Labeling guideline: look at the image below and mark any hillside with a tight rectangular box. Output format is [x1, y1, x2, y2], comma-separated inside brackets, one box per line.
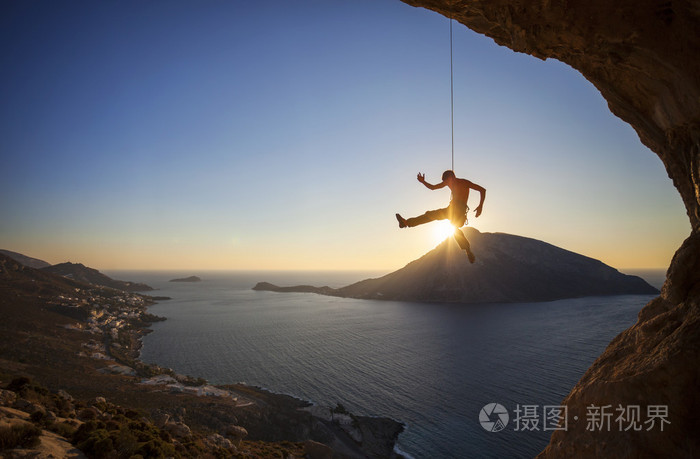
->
[0, 253, 402, 458]
[0, 249, 51, 269]
[255, 228, 658, 303]
[41, 262, 153, 292]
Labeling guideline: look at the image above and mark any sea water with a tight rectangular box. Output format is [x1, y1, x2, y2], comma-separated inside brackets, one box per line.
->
[112, 270, 662, 458]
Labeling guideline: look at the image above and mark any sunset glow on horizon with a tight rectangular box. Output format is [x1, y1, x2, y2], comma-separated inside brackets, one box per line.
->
[432, 220, 457, 247]
[0, 1, 690, 272]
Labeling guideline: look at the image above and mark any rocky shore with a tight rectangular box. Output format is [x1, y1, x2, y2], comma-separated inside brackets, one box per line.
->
[0, 254, 404, 458]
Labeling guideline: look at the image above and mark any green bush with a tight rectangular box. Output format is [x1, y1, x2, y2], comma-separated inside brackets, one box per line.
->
[93, 436, 114, 456]
[73, 416, 180, 459]
[6, 378, 50, 402]
[53, 395, 72, 414]
[51, 422, 77, 439]
[136, 439, 176, 458]
[76, 428, 111, 456]
[105, 420, 121, 431]
[72, 420, 104, 444]
[0, 423, 42, 450]
[114, 428, 138, 457]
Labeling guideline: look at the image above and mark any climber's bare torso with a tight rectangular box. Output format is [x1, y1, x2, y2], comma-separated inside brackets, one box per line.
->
[417, 173, 484, 216]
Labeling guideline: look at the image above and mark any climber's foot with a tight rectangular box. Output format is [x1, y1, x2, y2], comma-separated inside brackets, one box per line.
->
[396, 214, 407, 228]
[467, 249, 476, 264]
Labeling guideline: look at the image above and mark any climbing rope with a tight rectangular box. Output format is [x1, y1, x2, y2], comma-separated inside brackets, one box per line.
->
[450, 16, 455, 171]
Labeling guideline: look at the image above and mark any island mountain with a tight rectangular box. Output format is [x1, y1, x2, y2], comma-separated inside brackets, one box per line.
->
[41, 261, 153, 292]
[169, 276, 202, 283]
[255, 228, 657, 303]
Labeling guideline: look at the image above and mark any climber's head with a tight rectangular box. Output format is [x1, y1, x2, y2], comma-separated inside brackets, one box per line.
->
[442, 170, 456, 183]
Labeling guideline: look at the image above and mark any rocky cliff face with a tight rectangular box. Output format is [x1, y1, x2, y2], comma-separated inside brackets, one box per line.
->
[400, 1, 700, 456]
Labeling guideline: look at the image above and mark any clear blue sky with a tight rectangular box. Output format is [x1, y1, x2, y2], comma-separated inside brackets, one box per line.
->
[0, 0, 689, 270]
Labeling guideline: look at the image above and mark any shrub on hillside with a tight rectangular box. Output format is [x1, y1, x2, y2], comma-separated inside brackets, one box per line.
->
[51, 421, 77, 439]
[0, 423, 42, 450]
[74, 419, 177, 459]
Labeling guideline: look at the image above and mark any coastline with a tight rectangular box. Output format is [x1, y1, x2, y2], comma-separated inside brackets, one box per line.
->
[0, 258, 405, 458]
[133, 295, 406, 458]
[140, 278, 660, 458]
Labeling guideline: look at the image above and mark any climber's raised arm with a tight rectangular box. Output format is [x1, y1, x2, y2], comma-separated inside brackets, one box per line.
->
[417, 172, 446, 191]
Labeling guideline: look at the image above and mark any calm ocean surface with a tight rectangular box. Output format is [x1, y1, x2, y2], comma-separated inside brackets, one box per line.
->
[110, 270, 663, 458]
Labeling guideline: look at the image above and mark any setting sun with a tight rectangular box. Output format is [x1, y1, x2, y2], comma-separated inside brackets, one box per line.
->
[432, 220, 457, 245]
[1, 2, 695, 458]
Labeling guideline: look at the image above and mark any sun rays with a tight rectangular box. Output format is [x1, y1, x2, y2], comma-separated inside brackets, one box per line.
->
[432, 220, 457, 246]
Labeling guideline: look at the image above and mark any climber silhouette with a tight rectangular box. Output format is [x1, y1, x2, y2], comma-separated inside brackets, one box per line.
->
[396, 170, 486, 263]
